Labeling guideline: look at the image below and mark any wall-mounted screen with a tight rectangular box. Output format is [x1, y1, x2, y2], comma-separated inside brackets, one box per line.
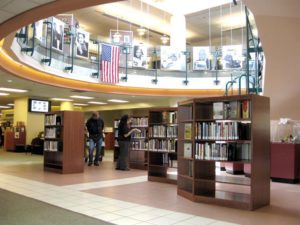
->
[28, 99, 51, 113]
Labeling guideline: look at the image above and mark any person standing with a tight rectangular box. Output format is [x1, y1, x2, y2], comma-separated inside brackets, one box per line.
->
[86, 112, 104, 166]
[116, 115, 140, 171]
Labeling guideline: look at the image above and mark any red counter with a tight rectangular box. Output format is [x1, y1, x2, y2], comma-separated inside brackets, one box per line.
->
[271, 143, 300, 183]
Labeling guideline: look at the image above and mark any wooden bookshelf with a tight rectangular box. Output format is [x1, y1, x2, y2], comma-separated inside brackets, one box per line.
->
[44, 111, 84, 174]
[148, 108, 178, 184]
[113, 119, 119, 162]
[177, 95, 270, 210]
[129, 116, 149, 170]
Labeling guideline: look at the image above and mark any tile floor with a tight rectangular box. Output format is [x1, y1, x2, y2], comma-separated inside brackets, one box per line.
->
[0, 149, 300, 225]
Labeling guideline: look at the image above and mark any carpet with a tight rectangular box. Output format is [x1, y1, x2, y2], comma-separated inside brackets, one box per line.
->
[0, 189, 112, 225]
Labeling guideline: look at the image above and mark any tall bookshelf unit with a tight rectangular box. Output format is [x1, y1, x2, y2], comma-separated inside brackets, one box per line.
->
[44, 111, 84, 174]
[130, 117, 149, 170]
[177, 95, 270, 210]
[148, 108, 178, 184]
[113, 119, 120, 162]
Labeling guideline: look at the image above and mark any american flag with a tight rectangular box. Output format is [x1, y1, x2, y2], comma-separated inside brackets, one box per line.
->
[101, 44, 120, 84]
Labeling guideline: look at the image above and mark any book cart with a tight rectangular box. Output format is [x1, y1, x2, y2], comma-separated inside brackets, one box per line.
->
[177, 95, 270, 210]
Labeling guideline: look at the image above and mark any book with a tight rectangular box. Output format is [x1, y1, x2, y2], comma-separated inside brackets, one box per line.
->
[228, 101, 240, 119]
[184, 123, 192, 140]
[242, 100, 250, 119]
[184, 143, 192, 158]
[213, 102, 224, 119]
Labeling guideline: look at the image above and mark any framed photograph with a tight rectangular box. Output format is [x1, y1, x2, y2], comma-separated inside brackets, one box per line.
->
[222, 45, 243, 69]
[160, 46, 186, 71]
[35, 19, 44, 42]
[193, 46, 211, 71]
[133, 45, 147, 68]
[76, 29, 90, 59]
[56, 14, 75, 44]
[52, 17, 64, 52]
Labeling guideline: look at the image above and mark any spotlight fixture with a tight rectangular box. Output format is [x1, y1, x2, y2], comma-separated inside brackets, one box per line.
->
[160, 34, 169, 45]
[88, 101, 107, 105]
[0, 87, 28, 93]
[108, 99, 129, 103]
[51, 98, 73, 102]
[137, 26, 147, 36]
[70, 95, 94, 100]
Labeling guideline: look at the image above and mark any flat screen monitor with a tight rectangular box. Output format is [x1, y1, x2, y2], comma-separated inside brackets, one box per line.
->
[28, 99, 51, 113]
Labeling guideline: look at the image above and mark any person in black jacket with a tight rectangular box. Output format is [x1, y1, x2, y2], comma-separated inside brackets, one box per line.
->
[116, 115, 140, 171]
[86, 112, 105, 166]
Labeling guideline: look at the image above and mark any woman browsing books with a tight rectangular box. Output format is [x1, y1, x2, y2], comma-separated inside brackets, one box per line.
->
[116, 115, 141, 171]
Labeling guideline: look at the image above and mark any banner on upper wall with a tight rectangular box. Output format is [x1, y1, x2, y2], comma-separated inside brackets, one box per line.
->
[193, 46, 211, 71]
[222, 45, 243, 69]
[110, 30, 133, 46]
[160, 46, 186, 71]
[52, 17, 65, 52]
[76, 29, 90, 59]
[133, 45, 147, 68]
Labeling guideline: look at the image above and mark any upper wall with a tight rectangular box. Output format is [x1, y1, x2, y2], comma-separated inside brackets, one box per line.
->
[244, 0, 300, 119]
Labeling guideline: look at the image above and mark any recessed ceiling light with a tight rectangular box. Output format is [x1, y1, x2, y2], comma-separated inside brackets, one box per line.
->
[108, 99, 129, 103]
[7, 103, 14, 106]
[7, 80, 13, 83]
[0, 92, 10, 96]
[0, 87, 28, 93]
[88, 101, 107, 105]
[70, 95, 94, 100]
[73, 103, 89, 106]
[51, 98, 73, 102]
[0, 106, 11, 109]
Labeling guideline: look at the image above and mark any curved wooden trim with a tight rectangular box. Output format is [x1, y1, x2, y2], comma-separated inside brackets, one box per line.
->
[0, 0, 120, 40]
[0, 39, 227, 97]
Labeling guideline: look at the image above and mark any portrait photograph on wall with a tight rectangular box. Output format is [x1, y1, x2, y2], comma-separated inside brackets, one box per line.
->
[160, 46, 186, 71]
[35, 19, 45, 44]
[76, 29, 90, 59]
[193, 46, 211, 71]
[52, 17, 64, 52]
[222, 45, 243, 69]
[133, 45, 147, 68]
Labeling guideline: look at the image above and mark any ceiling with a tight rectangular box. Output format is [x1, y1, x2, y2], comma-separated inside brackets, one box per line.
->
[0, 69, 187, 112]
[0, 0, 54, 24]
[70, 0, 245, 45]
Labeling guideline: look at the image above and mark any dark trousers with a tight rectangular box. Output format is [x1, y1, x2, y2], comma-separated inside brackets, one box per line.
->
[117, 141, 130, 170]
[88, 138, 103, 163]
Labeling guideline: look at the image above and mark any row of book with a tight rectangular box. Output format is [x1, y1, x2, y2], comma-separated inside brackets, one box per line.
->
[195, 122, 251, 140]
[213, 100, 250, 120]
[131, 117, 148, 127]
[149, 139, 177, 152]
[132, 129, 147, 139]
[44, 141, 63, 152]
[194, 143, 251, 161]
[45, 127, 61, 139]
[45, 114, 62, 126]
[149, 111, 177, 124]
[149, 125, 178, 138]
[131, 140, 148, 150]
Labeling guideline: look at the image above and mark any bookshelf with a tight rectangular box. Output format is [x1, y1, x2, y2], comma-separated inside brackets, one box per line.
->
[113, 119, 119, 162]
[130, 116, 149, 170]
[148, 108, 178, 184]
[177, 95, 270, 210]
[44, 111, 84, 174]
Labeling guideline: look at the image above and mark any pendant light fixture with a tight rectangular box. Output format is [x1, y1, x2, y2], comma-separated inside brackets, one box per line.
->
[137, 0, 147, 36]
[160, 8, 169, 45]
[112, 16, 121, 43]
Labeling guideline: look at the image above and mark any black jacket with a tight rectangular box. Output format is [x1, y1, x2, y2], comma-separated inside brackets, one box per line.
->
[86, 118, 104, 141]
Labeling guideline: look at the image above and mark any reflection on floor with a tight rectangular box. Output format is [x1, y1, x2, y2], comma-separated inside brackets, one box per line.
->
[0, 149, 300, 225]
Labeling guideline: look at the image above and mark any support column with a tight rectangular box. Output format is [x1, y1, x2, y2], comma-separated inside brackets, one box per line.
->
[13, 97, 44, 144]
[170, 14, 186, 51]
[60, 101, 74, 111]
